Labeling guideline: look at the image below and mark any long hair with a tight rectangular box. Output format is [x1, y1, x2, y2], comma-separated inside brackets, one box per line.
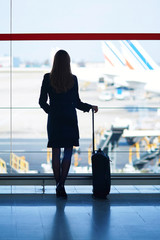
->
[50, 50, 74, 93]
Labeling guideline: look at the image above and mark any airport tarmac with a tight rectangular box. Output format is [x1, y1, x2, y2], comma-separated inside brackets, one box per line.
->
[0, 136, 158, 174]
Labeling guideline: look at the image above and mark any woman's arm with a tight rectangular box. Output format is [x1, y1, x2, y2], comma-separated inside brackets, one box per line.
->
[39, 74, 50, 114]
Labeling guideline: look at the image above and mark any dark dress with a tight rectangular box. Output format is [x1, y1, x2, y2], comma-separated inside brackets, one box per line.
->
[39, 73, 92, 148]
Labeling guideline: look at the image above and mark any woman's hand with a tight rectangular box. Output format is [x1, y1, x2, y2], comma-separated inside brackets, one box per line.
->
[92, 105, 98, 113]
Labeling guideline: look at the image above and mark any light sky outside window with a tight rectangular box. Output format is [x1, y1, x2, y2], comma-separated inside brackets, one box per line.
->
[0, 0, 160, 62]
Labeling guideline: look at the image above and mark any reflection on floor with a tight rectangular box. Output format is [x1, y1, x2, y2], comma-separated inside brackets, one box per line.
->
[0, 185, 160, 240]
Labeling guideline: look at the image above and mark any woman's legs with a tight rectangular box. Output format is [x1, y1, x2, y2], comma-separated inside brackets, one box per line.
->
[59, 147, 73, 186]
[52, 147, 73, 197]
[52, 148, 61, 185]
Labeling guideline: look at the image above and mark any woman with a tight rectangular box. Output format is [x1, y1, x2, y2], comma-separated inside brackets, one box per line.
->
[39, 50, 98, 198]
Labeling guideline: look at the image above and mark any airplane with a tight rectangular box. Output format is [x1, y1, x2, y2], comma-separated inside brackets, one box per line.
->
[71, 63, 101, 82]
[101, 41, 128, 87]
[120, 40, 159, 70]
[120, 40, 160, 94]
[102, 40, 160, 94]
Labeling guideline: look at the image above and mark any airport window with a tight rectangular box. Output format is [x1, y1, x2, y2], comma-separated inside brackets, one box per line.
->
[0, 1, 10, 33]
[0, 1, 160, 178]
[11, 0, 160, 33]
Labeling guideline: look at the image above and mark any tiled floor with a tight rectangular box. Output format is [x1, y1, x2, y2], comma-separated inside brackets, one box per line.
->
[0, 186, 160, 240]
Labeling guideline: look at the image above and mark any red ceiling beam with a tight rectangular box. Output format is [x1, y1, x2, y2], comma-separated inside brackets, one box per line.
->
[0, 33, 160, 41]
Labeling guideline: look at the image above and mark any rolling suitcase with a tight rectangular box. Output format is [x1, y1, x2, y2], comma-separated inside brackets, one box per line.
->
[91, 108, 111, 199]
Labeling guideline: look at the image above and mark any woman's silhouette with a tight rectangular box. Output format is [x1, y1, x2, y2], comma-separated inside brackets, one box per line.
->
[39, 50, 98, 198]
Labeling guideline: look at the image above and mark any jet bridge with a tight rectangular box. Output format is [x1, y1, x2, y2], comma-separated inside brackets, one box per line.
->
[98, 125, 129, 154]
[129, 136, 160, 169]
[97, 125, 129, 171]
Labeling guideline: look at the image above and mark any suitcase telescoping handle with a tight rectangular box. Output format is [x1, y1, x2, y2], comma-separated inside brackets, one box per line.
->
[92, 108, 95, 154]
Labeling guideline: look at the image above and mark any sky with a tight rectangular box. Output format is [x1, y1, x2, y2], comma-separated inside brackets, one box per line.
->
[0, 0, 160, 63]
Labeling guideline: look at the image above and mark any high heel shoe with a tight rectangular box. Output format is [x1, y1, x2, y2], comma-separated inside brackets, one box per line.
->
[56, 183, 67, 198]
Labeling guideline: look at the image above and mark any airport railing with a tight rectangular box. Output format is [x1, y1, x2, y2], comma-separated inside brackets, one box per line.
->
[0, 174, 160, 191]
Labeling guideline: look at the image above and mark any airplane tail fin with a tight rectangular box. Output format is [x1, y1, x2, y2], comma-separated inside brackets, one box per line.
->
[102, 41, 126, 68]
[120, 40, 158, 70]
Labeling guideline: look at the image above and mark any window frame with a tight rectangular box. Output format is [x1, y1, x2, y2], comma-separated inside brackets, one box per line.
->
[0, 33, 160, 183]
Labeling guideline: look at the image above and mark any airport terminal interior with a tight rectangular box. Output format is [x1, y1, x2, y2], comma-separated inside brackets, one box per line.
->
[0, 1, 160, 239]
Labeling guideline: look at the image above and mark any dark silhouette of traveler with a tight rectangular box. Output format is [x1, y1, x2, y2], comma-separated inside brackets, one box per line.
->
[39, 50, 98, 198]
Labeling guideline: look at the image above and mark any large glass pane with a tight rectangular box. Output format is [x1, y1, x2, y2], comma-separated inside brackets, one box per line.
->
[95, 108, 160, 174]
[12, 109, 47, 174]
[0, 0, 10, 33]
[93, 39, 160, 175]
[10, 108, 160, 174]
[12, 109, 47, 139]
[0, 110, 10, 174]
[0, 40, 10, 174]
[11, 40, 160, 175]
[0, 41, 10, 107]
[12, 40, 104, 107]
[11, 109, 91, 174]
[12, 0, 160, 33]
[12, 67, 43, 108]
